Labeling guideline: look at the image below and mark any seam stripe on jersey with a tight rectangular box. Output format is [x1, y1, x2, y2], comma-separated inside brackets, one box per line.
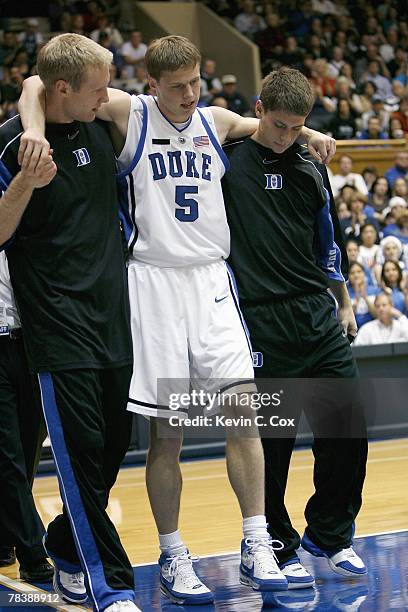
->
[128, 398, 178, 410]
[154, 97, 193, 133]
[296, 152, 344, 282]
[0, 158, 12, 187]
[0, 160, 15, 252]
[219, 378, 255, 394]
[197, 110, 230, 172]
[37, 373, 134, 611]
[116, 96, 148, 179]
[0, 130, 23, 160]
[128, 173, 138, 252]
[225, 263, 253, 360]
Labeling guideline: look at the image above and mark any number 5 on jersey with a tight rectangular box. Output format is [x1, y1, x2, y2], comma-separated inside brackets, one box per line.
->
[175, 186, 199, 222]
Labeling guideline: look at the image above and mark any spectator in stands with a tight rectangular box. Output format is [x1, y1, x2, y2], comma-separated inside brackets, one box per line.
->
[393, 51, 408, 86]
[1, 66, 24, 108]
[346, 238, 359, 264]
[391, 95, 408, 134]
[384, 80, 406, 114]
[379, 235, 404, 267]
[380, 260, 407, 314]
[386, 210, 408, 244]
[348, 262, 380, 328]
[387, 46, 407, 78]
[361, 59, 393, 99]
[211, 96, 229, 108]
[362, 166, 378, 192]
[336, 200, 350, 220]
[330, 155, 368, 198]
[327, 46, 346, 78]
[306, 83, 335, 132]
[311, 58, 336, 97]
[90, 15, 123, 49]
[358, 116, 388, 139]
[120, 31, 147, 79]
[328, 99, 357, 139]
[233, 0, 266, 40]
[392, 178, 408, 199]
[255, 12, 286, 65]
[82, 0, 105, 32]
[18, 19, 44, 70]
[361, 94, 390, 133]
[70, 13, 86, 36]
[354, 43, 384, 83]
[219, 74, 250, 116]
[200, 58, 222, 105]
[335, 77, 361, 114]
[311, 0, 337, 16]
[340, 194, 379, 244]
[354, 293, 408, 345]
[339, 63, 357, 91]
[354, 84, 376, 128]
[0, 31, 19, 81]
[281, 36, 305, 69]
[98, 31, 122, 74]
[383, 197, 408, 238]
[379, 27, 399, 65]
[368, 176, 390, 214]
[359, 222, 382, 269]
[389, 117, 405, 138]
[384, 151, 408, 189]
[306, 34, 326, 60]
[287, 0, 314, 39]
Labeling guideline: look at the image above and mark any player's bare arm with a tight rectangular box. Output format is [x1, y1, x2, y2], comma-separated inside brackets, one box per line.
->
[328, 279, 358, 339]
[18, 76, 132, 165]
[0, 156, 57, 244]
[210, 106, 336, 164]
[18, 77, 49, 170]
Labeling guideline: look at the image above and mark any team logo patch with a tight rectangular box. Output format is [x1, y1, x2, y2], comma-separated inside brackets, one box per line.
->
[253, 352, 263, 368]
[193, 135, 209, 147]
[265, 174, 282, 189]
[73, 148, 91, 167]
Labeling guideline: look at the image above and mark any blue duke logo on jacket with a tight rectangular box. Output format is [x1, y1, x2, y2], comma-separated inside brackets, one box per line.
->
[148, 150, 212, 182]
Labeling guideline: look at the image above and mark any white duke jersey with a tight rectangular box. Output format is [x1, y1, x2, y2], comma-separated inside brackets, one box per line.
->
[117, 95, 230, 267]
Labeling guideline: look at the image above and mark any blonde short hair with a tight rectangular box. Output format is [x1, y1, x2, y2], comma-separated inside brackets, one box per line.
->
[145, 35, 201, 80]
[37, 33, 112, 91]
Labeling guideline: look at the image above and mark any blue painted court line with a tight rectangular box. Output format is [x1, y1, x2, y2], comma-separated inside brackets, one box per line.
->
[0, 530, 407, 610]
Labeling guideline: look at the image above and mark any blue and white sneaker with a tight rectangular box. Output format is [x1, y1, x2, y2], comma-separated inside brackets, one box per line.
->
[301, 532, 367, 577]
[43, 535, 88, 603]
[159, 550, 214, 605]
[280, 556, 315, 589]
[240, 537, 288, 592]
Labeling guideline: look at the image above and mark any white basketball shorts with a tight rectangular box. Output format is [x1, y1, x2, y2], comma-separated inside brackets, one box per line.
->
[126, 259, 254, 419]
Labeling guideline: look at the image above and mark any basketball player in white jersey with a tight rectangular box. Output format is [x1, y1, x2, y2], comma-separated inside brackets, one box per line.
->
[19, 35, 336, 605]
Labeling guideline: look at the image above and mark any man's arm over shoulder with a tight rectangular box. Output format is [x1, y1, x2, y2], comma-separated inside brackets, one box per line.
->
[18, 77, 131, 166]
[210, 106, 258, 144]
[99, 87, 131, 138]
[0, 125, 56, 246]
[210, 107, 336, 163]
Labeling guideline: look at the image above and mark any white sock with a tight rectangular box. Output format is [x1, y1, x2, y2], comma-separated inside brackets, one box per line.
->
[243, 515, 269, 540]
[159, 530, 187, 556]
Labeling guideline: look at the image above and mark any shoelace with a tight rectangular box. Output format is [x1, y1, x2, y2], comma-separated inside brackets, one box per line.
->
[244, 538, 283, 574]
[343, 547, 357, 559]
[165, 552, 202, 588]
[68, 572, 84, 585]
